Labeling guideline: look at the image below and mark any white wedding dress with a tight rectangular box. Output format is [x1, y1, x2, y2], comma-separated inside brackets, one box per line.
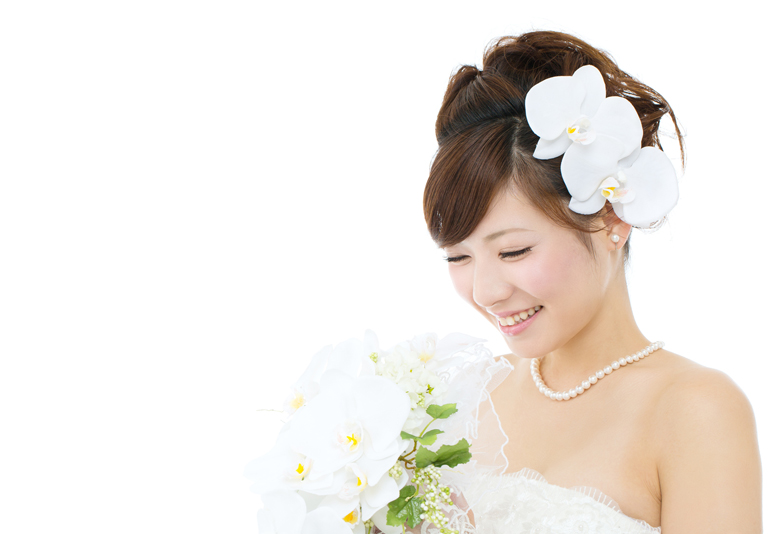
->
[462, 468, 661, 534]
[434, 349, 661, 534]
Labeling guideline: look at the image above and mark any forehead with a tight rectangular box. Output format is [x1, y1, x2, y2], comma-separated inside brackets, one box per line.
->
[470, 190, 547, 236]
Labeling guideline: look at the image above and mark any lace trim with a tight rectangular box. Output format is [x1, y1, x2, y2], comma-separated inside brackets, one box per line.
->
[500, 467, 662, 533]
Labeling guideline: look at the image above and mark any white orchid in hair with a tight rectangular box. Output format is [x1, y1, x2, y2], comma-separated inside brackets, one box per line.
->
[525, 64, 678, 227]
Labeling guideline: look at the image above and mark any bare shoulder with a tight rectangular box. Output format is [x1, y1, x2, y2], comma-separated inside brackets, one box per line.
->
[651, 352, 756, 434]
[648, 351, 762, 532]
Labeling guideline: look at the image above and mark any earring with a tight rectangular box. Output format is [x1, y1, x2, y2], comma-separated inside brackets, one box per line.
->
[611, 234, 620, 243]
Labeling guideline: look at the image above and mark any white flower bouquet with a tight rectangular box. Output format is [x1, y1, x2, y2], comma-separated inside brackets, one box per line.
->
[245, 331, 488, 534]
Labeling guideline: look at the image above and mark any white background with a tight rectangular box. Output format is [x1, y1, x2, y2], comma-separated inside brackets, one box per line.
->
[1, 1, 781, 532]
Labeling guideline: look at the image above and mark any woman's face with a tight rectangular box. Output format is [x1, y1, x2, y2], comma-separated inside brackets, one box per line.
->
[443, 189, 615, 358]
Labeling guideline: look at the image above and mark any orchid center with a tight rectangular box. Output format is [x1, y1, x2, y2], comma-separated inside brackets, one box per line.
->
[343, 510, 359, 525]
[339, 464, 368, 500]
[336, 421, 364, 453]
[599, 176, 635, 204]
[289, 455, 312, 481]
[567, 115, 596, 145]
[345, 433, 360, 450]
[288, 391, 305, 411]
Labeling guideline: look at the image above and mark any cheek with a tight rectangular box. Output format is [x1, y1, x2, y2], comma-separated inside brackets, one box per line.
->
[518, 244, 595, 301]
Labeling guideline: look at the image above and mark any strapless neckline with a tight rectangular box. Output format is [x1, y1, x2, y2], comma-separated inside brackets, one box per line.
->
[498, 467, 661, 532]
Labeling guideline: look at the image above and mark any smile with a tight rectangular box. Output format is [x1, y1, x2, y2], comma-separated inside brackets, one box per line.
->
[496, 306, 542, 335]
[496, 306, 542, 326]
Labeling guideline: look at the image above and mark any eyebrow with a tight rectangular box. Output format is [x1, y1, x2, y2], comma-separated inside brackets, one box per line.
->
[483, 228, 531, 242]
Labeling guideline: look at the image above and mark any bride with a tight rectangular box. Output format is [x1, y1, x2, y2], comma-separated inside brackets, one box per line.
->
[422, 31, 762, 532]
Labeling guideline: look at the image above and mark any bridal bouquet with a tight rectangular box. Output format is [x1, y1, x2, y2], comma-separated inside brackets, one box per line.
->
[245, 331, 487, 534]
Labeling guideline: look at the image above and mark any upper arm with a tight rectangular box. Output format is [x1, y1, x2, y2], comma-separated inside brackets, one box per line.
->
[656, 368, 762, 533]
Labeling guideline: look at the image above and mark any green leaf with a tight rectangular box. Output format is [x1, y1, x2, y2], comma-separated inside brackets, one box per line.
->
[416, 438, 472, 469]
[426, 403, 458, 420]
[418, 429, 444, 446]
[386, 485, 423, 529]
[415, 446, 438, 468]
[400, 429, 444, 446]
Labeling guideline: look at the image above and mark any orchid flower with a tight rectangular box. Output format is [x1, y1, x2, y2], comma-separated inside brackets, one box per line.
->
[286, 370, 409, 485]
[284, 332, 378, 417]
[525, 65, 679, 227]
[318, 460, 410, 522]
[567, 146, 679, 227]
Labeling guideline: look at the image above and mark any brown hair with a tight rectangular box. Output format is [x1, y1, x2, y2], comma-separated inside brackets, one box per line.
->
[423, 31, 684, 257]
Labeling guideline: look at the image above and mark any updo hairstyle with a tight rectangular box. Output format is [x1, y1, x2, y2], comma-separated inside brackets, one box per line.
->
[423, 31, 684, 258]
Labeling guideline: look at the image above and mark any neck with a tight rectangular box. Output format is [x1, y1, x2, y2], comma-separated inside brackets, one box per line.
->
[537, 267, 649, 390]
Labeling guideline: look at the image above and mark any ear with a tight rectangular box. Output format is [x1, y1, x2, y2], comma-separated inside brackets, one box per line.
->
[601, 206, 632, 251]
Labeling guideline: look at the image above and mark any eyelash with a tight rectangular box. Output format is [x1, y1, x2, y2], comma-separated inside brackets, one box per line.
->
[500, 247, 532, 259]
[445, 255, 468, 263]
[444, 247, 532, 263]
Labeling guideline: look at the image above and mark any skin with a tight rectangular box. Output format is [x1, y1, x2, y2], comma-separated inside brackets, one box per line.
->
[443, 189, 762, 532]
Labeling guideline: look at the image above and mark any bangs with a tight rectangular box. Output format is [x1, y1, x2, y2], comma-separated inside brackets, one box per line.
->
[423, 119, 518, 248]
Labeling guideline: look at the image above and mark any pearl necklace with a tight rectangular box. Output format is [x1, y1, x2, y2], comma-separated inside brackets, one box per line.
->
[530, 341, 664, 401]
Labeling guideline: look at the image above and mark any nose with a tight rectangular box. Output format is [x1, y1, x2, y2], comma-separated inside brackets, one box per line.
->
[472, 257, 513, 310]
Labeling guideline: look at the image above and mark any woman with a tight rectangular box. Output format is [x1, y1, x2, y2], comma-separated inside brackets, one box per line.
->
[423, 31, 762, 532]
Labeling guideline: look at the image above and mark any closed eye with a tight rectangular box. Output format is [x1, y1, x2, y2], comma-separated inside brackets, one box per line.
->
[444, 255, 469, 263]
[500, 247, 532, 259]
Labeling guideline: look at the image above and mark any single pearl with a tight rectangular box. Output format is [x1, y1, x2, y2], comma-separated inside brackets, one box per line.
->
[619, 358, 627, 366]
[539, 385, 546, 393]
[626, 356, 634, 364]
[589, 376, 598, 384]
[569, 389, 577, 398]
[555, 393, 563, 401]
[604, 366, 613, 375]
[633, 354, 640, 361]
[582, 380, 591, 389]
[576, 386, 584, 394]
[612, 361, 620, 370]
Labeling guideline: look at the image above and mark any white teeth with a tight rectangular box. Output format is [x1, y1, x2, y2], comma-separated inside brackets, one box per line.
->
[499, 306, 543, 327]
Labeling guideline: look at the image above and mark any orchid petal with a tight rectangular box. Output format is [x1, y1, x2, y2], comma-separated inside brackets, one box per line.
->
[590, 97, 643, 158]
[356, 439, 405, 486]
[533, 131, 572, 159]
[616, 147, 678, 227]
[561, 136, 625, 200]
[568, 189, 607, 215]
[360, 473, 402, 521]
[319, 493, 359, 519]
[295, 345, 331, 387]
[301, 508, 353, 534]
[328, 338, 365, 377]
[573, 65, 606, 117]
[525, 74, 584, 140]
[354, 376, 410, 450]
[259, 492, 307, 534]
[371, 506, 404, 534]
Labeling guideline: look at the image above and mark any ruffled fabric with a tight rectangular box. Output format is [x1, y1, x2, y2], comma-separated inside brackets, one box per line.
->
[463, 468, 661, 534]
